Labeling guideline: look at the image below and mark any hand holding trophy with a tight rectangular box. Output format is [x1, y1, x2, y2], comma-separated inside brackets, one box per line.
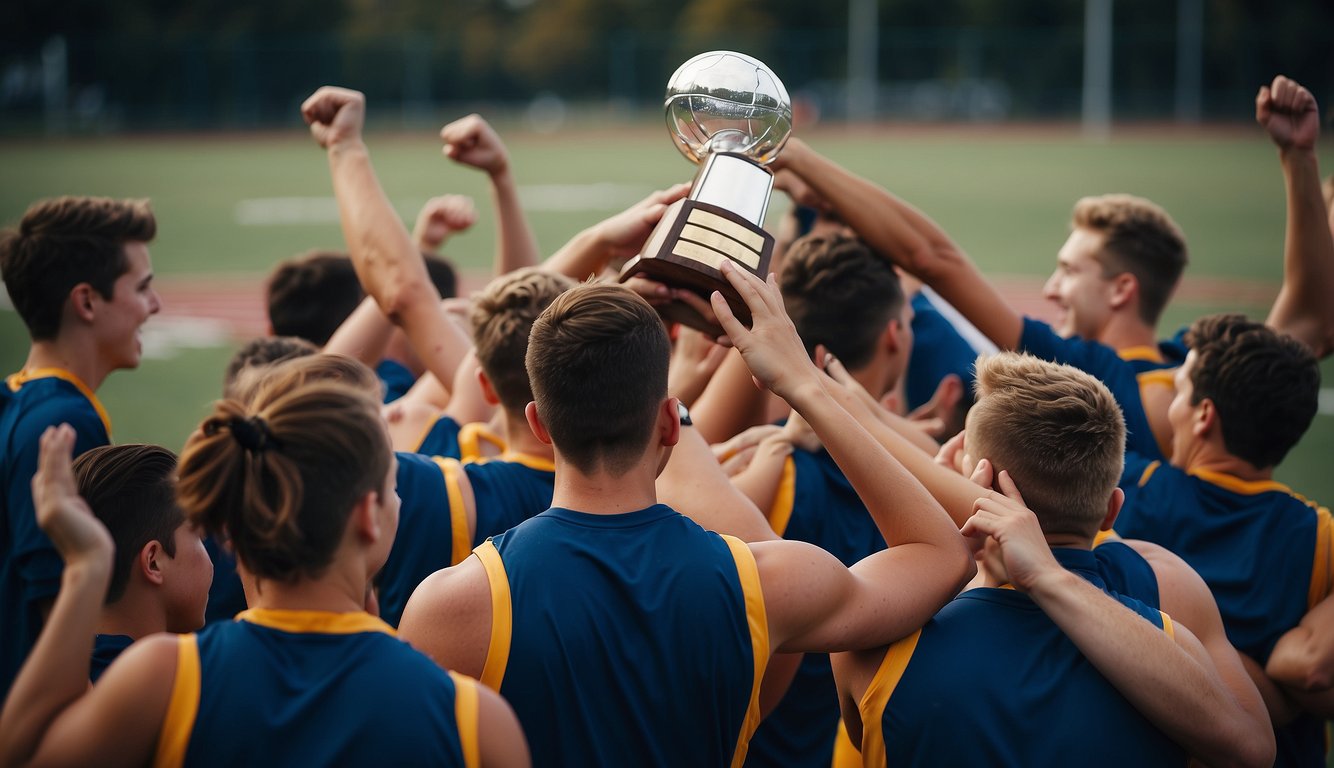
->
[619, 51, 792, 335]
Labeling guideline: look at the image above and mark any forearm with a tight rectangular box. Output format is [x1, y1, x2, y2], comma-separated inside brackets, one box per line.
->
[1029, 569, 1273, 767]
[489, 168, 541, 275]
[542, 226, 605, 280]
[1267, 147, 1334, 357]
[1266, 595, 1334, 692]
[0, 558, 110, 766]
[324, 296, 395, 366]
[691, 351, 774, 444]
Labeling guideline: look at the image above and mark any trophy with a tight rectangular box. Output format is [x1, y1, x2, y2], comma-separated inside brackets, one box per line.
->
[619, 50, 793, 334]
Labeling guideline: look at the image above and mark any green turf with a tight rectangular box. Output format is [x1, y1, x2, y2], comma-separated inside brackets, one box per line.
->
[1, 126, 1332, 503]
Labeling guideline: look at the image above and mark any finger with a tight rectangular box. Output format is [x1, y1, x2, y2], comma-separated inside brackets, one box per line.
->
[968, 457, 994, 489]
[995, 470, 1026, 505]
[716, 260, 769, 321]
[711, 288, 747, 343]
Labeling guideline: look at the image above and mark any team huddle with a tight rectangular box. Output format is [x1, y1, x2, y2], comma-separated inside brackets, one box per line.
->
[0, 74, 1330, 767]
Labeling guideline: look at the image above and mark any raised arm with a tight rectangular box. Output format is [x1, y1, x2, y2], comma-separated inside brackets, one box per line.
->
[302, 86, 473, 398]
[413, 194, 477, 255]
[778, 138, 1024, 350]
[438, 115, 540, 275]
[712, 261, 973, 653]
[967, 474, 1274, 768]
[1258, 75, 1334, 358]
[542, 184, 689, 280]
[656, 421, 779, 543]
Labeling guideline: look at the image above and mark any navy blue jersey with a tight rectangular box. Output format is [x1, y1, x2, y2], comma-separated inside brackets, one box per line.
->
[478, 505, 768, 767]
[377, 451, 554, 627]
[412, 415, 506, 462]
[904, 291, 978, 412]
[89, 633, 133, 683]
[1017, 317, 1166, 461]
[376, 359, 417, 404]
[1117, 452, 1333, 767]
[747, 449, 885, 768]
[202, 536, 246, 625]
[858, 565, 1184, 767]
[1118, 326, 1189, 375]
[156, 609, 479, 767]
[1, 369, 111, 696]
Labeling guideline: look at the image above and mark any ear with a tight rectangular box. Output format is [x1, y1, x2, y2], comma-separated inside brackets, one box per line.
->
[1098, 487, 1124, 531]
[1193, 397, 1217, 439]
[1107, 272, 1138, 311]
[524, 401, 554, 446]
[880, 318, 902, 355]
[140, 540, 167, 586]
[476, 369, 501, 406]
[349, 489, 381, 544]
[69, 283, 97, 323]
[658, 397, 681, 448]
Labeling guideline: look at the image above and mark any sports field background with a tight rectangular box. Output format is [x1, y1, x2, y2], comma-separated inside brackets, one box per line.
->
[2, 123, 1332, 506]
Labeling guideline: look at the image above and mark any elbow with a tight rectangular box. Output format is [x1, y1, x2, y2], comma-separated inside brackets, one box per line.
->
[1227, 728, 1276, 768]
[379, 279, 437, 326]
[948, 536, 977, 594]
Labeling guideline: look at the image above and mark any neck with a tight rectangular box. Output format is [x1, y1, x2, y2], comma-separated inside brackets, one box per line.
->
[501, 409, 554, 459]
[549, 455, 659, 516]
[98, 592, 168, 640]
[1174, 441, 1273, 482]
[246, 563, 368, 614]
[25, 338, 111, 391]
[1044, 533, 1094, 550]
[851, 360, 892, 400]
[1097, 314, 1158, 355]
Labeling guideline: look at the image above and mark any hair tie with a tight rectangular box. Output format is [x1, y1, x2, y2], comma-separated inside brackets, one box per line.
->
[229, 415, 275, 453]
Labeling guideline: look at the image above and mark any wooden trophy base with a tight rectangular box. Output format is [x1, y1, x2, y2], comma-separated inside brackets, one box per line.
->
[619, 198, 774, 337]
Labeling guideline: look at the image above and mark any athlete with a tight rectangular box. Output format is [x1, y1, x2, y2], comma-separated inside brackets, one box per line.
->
[0, 381, 528, 767]
[0, 196, 161, 696]
[73, 444, 212, 680]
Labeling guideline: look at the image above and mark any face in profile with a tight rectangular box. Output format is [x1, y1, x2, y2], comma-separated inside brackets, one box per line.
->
[93, 241, 162, 370]
[1043, 228, 1116, 341]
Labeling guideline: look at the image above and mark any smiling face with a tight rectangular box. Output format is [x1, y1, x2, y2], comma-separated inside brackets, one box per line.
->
[93, 241, 162, 370]
[1043, 228, 1116, 340]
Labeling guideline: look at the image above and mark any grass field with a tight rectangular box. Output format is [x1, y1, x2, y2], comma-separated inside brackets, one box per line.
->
[2, 123, 1333, 508]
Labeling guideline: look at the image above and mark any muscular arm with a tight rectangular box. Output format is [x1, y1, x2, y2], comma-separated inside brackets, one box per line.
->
[656, 423, 779, 543]
[779, 138, 1024, 350]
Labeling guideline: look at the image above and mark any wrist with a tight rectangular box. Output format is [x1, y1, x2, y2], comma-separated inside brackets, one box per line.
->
[1023, 564, 1080, 602]
[61, 552, 112, 586]
[328, 137, 369, 159]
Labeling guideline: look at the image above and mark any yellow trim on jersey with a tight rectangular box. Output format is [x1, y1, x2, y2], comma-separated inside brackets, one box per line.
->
[830, 719, 862, 768]
[858, 630, 922, 768]
[1092, 528, 1121, 546]
[721, 534, 770, 768]
[1137, 369, 1176, 388]
[1160, 611, 1175, 641]
[6, 368, 113, 438]
[411, 410, 449, 453]
[474, 541, 512, 691]
[235, 609, 396, 636]
[434, 457, 472, 565]
[458, 422, 507, 464]
[495, 451, 556, 473]
[153, 634, 200, 768]
[1118, 346, 1164, 363]
[1309, 506, 1333, 611]
[1188, 468, 1293, 496]
[1138, 460, 1162, 488]
[765, 457, 797, 537]
[450, 672, 481, 768]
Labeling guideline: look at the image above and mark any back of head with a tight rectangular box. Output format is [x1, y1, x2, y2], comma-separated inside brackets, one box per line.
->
[424, 252, 458, 299]
[266, 251, 364, 346]
[780, 233, 904, 370]
[470, 267, 575, 413]
[967, 352, 1125, 538]
[0, 196, 156, 341]
[1185, 314, 1319, 469]
[1071, 194, 1187, 328]
[176, 380, 391, 584]
[222, 336, 319, 398]
[526, 283, 670, 476]
[234, 352, 382, 406]
[73, 444, 181, 604]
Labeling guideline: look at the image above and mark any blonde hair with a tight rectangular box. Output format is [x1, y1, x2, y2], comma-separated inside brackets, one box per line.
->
[470, 267, 575, 412]
[967, 353, 1124, 537]
[177, 380, 390, 583]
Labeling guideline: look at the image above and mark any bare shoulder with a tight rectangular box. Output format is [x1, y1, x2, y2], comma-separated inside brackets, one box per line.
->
[398, 556, 493, 677]
[1122, 538, 1217, 627]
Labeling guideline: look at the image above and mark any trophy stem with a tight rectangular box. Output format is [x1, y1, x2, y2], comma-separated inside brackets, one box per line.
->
[690, 152, 775, 227]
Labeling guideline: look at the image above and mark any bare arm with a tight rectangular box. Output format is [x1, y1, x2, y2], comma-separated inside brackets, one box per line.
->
[438, 115, 540, 276]
[968, 474, 1275, 768]
[542, 184, 690, 280]
[713, 261, 974, 653]
[1258, 76, 1334, 358]
[778, 138, 1024, 350]
[657, 423, 778, 543]
[475, 680, 532, 768]
[324, 296, 396, 366]
[302, 87, 473, 399]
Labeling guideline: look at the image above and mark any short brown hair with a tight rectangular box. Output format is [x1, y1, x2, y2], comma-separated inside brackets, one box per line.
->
[74, 444, 181, 604]
[470, 268, 574, 412]
[967, 353, 1125, 537]
[1071, 194, 1187, 328]
[1185, 314, 1318, 469]
[222, 336, 319, 398]
[176, 381, 391, 584]
[266, 251, 364, 346]
[525, 283, 670, 476]
[780, 234, 904, 370]
[0, 196, 156, 340]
